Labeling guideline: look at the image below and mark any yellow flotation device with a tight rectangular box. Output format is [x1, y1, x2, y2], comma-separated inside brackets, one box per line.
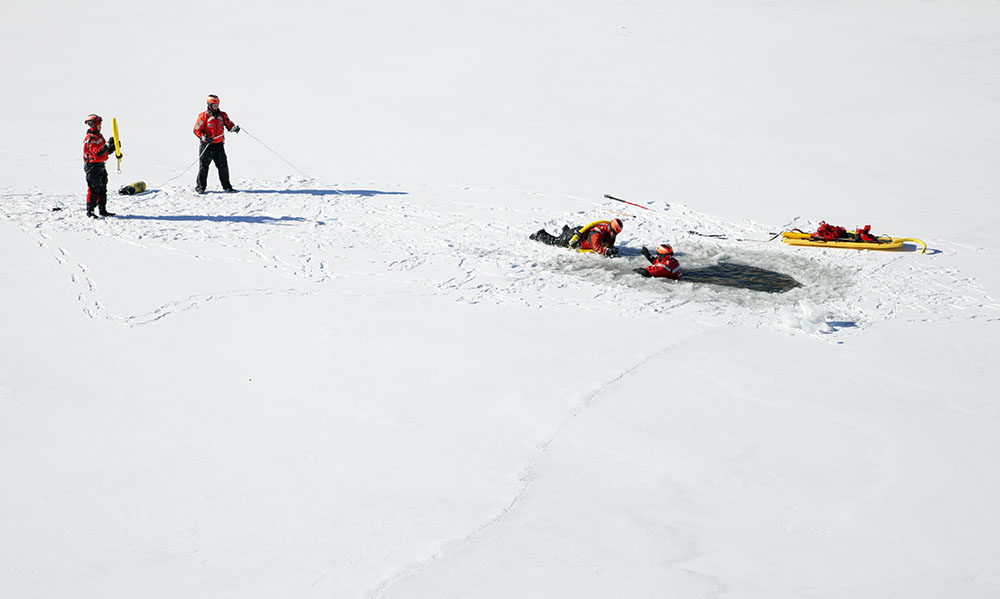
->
[118, 181, 147, 196]
[111, 118, 122, 173]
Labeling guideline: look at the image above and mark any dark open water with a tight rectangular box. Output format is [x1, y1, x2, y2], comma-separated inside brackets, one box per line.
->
[682, 262, 801, 293]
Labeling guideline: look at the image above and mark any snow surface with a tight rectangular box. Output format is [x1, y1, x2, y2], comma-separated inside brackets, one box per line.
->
[2, 1, 999, 598]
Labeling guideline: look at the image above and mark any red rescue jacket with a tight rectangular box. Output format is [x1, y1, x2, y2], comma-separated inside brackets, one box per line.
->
[193, 109, 236, 144]
[579, 222, 618, 255]
[83, 128, 111, 164]
[813, 221, 847, 240]
[643, 255, 682, 279]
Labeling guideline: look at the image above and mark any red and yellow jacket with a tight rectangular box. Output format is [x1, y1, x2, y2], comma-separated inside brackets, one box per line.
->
[83, 128, 112, 164]
[578, 222, 618, 255]
[193, 109, 236, 144]
[643, 255, 682, 280]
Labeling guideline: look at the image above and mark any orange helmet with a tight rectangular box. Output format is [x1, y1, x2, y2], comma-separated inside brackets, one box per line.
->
[85, 114, 102, 125]
[656, 244, 674, 256]
[206, 94, 220, 106]
[610, 218, 623, 233]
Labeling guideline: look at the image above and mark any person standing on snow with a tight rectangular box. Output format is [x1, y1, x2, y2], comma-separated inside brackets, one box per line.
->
[193, 94, 240, 193]
[83, 114, 118, 218]
[635, 244, 682, 279]
[530, 218, 623, 257]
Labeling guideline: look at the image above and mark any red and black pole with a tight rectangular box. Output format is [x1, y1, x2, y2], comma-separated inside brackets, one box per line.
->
[604, 194, 650, 211]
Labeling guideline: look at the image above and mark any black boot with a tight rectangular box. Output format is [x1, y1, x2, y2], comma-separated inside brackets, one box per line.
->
[98, 201, 115, 217]
[557, 227, 580, 247]
[531, 229, 563, 246]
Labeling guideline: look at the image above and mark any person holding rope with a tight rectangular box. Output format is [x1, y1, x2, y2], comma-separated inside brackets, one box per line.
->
[193, 94, 240, 194]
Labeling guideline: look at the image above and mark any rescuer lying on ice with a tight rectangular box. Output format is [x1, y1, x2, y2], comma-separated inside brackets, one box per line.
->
[529, 218, 623, 257]
[635, 244, 682, 280]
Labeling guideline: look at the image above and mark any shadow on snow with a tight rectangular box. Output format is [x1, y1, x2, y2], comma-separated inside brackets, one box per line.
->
[236, 188, 408, 197]
[115, 214, 312, 225]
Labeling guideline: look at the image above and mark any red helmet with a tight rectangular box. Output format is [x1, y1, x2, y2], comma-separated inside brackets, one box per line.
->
[206, 94, 220, 106]
[85, 114, 102, 125]
[610, 218, 623, 233]
[656, 244, 673, 256]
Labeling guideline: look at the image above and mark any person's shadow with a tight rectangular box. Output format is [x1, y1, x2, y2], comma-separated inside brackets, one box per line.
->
[236, 188, 408, 197]
[115, 214, 310, 224]
[114, 187, 410, 222]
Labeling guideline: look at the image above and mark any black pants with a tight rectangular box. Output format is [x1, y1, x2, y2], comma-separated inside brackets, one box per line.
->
[531, 225, 578, 247]
[84, 162, 108, 213]
[196, 142, 232, 191]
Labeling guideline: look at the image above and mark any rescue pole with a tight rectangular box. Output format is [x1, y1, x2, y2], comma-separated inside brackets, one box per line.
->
[604, 194, 650, 211]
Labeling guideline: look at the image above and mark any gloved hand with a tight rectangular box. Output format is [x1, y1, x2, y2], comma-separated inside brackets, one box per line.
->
[634, 267, 652, 277]
[107, 137, 116, 148]
[231, 125, 240, 133]
[202, 135, 213, 143]
[605, 246, 619, 257]
[641, 246, 652, 260]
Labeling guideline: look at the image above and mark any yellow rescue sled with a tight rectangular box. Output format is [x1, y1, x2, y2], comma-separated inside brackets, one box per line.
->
[782, 231, 926, 254]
